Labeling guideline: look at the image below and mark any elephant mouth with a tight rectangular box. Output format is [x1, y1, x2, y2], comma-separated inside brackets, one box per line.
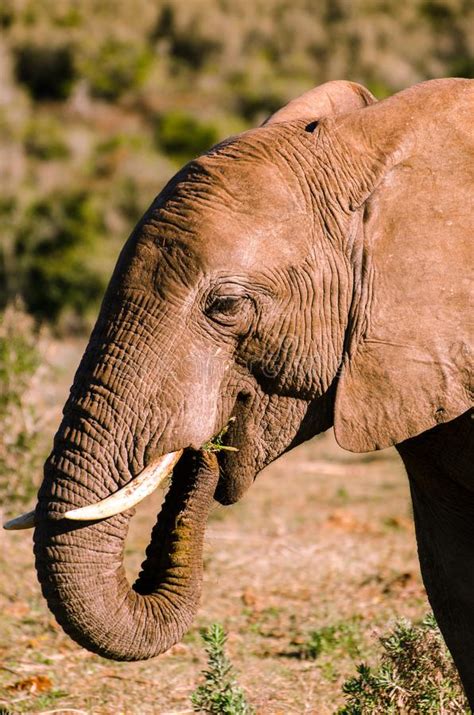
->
[62, 443, 248, 519]
[213, 403, 257, 505]
[62, 445, 246, 518]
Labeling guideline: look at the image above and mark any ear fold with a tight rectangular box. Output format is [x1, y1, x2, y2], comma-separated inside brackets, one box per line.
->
[263, 80, 377, 125]
[332, 79, 473, 452]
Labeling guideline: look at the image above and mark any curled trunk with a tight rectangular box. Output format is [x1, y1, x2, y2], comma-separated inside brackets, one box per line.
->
[34, 450, 218, 660]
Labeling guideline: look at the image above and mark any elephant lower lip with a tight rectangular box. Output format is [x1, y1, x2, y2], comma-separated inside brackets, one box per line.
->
[213, 448, 254, 505]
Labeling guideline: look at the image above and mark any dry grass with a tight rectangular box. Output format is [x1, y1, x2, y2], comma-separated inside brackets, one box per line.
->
[0, 339, 434, 714]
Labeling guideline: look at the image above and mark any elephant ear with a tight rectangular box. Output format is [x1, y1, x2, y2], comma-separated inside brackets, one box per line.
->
[263, 80, 376, 125]
[333, 78, 474, 452]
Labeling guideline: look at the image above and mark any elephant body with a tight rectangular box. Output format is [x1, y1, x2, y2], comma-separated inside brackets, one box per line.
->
[15, 78, 474, 700]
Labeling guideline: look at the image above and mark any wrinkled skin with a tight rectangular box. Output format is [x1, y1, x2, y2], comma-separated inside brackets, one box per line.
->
[33, 79, 473, 700]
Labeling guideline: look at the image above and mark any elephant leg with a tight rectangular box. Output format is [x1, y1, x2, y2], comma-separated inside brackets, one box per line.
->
[397, 412, 474, 705]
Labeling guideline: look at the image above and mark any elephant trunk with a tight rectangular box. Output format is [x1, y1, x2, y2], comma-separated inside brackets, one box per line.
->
[34, 440, 218, 660]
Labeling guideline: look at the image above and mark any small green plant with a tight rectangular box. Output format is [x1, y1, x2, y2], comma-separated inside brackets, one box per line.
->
[293, 619, 362, 661]
[191, 623, 254, 714]
[202, 419, 238, 453]
[338, 614, 469, 714]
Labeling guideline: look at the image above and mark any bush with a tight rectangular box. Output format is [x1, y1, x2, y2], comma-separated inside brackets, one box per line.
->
[93, 134, 145, 178]
[449, 56, 474, 78]
[233, 85, 287, 123]
[0, 0, 14, 29]
[115, 176, 147, 225]
[191, 623, 254, 714]
[420, 1, 455, 25]
[13, 44, 76, 100]
[151, 4, 221, 69]
[23, 117, 70, 160]
[0, 304, 47, 508]
[154, 111, 219, 163]
[0, 191, 106, 325]
[338, 614, 469, 714]
[80, 39, 153, 101]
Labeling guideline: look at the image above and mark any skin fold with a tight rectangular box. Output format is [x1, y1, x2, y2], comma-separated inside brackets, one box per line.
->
[30, 78, 473, 700]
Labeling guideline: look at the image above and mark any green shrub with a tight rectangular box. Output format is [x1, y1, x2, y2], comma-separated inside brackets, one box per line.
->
[449, 56, 474, 79]
[420, 0, 455, 25]
[23, 117, 70, 160]
[1, 191, 106, 325]
[115, 177, 147, 225]
[338, 614, 469, 714]
[13, 44, 76, 100]
[0, 197, 23, 305]
[152, 4, 221, 69]
[191, 623, 254, 714]
[0, 303, 47, 507]
[233, 85, 286, 123]
[0, 0, 14, 29]
[93, 134, 145, 178]
[154, 110, 219, 163]
[53, 6, 82, 28]
[80, 39, 153, 101]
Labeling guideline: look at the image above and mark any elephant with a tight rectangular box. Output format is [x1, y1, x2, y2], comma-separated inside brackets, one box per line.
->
[5, 78, 473, 702]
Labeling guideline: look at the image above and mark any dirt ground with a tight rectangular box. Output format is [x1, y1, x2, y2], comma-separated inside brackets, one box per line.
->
[0, 340, 429, 714]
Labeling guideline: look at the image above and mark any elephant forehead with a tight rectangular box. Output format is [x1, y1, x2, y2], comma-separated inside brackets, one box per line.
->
[154, 156, 312, 271]
[192, 208, 311, 271]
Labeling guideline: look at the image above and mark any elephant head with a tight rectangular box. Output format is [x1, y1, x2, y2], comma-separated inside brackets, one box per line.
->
[10, 79, 472, 660]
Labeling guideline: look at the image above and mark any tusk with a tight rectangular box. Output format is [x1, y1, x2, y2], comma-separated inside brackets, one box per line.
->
[3, 451, 184, 528]
[64, 450, 183, 521]
[4, 510, 36, 531]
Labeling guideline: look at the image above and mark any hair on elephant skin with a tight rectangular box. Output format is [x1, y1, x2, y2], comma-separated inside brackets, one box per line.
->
[10, 78, 473, 701]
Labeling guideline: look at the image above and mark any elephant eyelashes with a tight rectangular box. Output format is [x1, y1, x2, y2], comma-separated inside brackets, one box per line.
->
[204, 293, 252, 328]
[207, 295, 241, 315]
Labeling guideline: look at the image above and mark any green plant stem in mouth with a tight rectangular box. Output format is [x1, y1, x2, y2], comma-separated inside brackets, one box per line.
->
[202, 418, 239, 453]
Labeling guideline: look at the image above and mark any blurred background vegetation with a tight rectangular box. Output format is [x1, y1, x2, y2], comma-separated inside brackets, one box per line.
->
[0, 0, 473, 331]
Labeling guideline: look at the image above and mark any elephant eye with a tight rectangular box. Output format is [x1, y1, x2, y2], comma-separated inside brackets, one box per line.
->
[205, 293, 250, 326]
[206, 295, 242, 316]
